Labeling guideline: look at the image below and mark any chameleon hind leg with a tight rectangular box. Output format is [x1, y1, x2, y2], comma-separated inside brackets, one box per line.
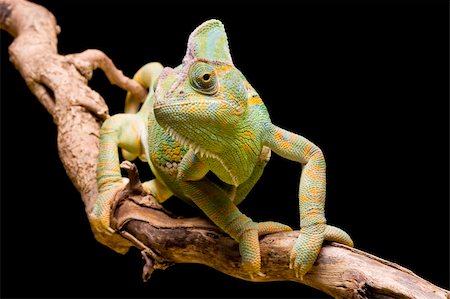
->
[89, 113, 146, 254]
[90, 62, 165, 253]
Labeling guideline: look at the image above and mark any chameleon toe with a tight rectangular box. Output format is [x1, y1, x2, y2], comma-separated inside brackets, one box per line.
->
[290, 229, 325, 278]
[257, 221, 292, 236]
[239, 229, 262, 276]
[324, 225, 354, 247]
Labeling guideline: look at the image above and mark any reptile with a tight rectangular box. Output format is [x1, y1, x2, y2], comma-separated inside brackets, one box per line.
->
[89, 19, 353, 279]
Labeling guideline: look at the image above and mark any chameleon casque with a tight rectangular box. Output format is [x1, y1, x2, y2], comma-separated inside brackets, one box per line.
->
[89, 19, 353, 279]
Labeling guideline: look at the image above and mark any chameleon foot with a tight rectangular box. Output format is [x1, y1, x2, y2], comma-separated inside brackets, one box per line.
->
[239, 228, 263, 278]
[239, 221, 292, 278]
[289, 224, 354, 279]
[89, 167, 134, 254]
[289, 223, 326, 279]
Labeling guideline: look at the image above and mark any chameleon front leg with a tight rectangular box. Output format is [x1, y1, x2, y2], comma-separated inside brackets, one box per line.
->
[180, 179, 275, 277]
[177, 150, 290, 277]
[265, 124, 353, 278]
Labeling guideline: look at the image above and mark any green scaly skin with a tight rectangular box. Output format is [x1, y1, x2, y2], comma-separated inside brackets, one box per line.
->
[89, 19, 353, 279]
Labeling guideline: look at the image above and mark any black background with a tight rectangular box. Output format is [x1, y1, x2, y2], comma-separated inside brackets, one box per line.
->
[1, 1, 448, 298]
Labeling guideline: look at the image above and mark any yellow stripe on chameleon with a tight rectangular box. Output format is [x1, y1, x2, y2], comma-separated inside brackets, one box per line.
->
[233, 109, 241, 116]
[303, 144, 312, 158]
[97, 161, 114, 168]
[173, 146, 180, 155]
[304, 209, 319, 219]
[248, 96, 263, 105]
[219, 101, 228, 112]
[162, 143, 170, 153]
[274, 131, 283, 141]
[311, 165, 324, 173]
[309, 188, 324, 194]
[243, 143, 253, 153]
[310, 195, 321, 202]
[189, 106, 198, 113]
[305, 168, 323, 179]
[281, 140, 291, 149]
[307, 235, 319, 251]
[215, 64, 232, 73]
[239, 130, 255, 140]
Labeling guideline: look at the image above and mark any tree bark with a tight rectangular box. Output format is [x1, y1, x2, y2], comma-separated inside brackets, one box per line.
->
[1, 0, 448, 298]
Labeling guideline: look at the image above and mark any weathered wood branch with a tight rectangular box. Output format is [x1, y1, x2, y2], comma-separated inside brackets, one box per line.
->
[1, 0, 448, 298]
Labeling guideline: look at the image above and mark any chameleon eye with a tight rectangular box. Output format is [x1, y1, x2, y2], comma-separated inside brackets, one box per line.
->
[189, 62, 218, 95]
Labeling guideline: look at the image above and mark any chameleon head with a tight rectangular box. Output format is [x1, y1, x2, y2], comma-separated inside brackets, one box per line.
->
[154, 19, 251, 156]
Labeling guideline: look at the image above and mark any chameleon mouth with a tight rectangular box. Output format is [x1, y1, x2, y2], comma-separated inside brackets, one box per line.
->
[165, 126, 214, 158]
[154, 99, 242, 114]
[165, 126, 239, 186]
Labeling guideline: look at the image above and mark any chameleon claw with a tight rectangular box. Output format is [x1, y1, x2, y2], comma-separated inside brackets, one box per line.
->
[291, 258, 307, 280]
[294, 265, 304, 280]
[289, 252, 306, 279]
[289, 252, 296, 270]
[247, 271, 266, 280]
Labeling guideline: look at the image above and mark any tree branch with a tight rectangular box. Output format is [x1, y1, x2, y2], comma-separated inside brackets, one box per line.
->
[1, 0, 448, 298]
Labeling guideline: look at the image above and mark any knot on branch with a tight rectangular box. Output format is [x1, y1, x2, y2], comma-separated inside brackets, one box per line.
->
[111, 161, 176, 280]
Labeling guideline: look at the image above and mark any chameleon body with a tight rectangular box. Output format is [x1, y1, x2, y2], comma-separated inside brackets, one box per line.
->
[89, 19, 353, 278]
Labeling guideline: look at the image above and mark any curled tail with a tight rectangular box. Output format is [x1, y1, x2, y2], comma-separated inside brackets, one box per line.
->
[122, 62, 164, 161]
[125, 62, 164, 113]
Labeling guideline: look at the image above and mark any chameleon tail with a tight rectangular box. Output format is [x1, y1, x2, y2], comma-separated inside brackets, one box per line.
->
[125, 62, 163, 113]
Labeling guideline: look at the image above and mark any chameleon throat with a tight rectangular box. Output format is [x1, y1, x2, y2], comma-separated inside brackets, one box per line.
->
[165, 126, 239, 186]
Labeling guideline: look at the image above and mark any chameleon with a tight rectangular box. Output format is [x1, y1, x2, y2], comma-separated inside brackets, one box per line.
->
[89, 19, 353, 279]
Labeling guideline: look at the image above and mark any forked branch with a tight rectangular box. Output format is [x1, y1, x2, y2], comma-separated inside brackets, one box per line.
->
[1, 0, 448, 298]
